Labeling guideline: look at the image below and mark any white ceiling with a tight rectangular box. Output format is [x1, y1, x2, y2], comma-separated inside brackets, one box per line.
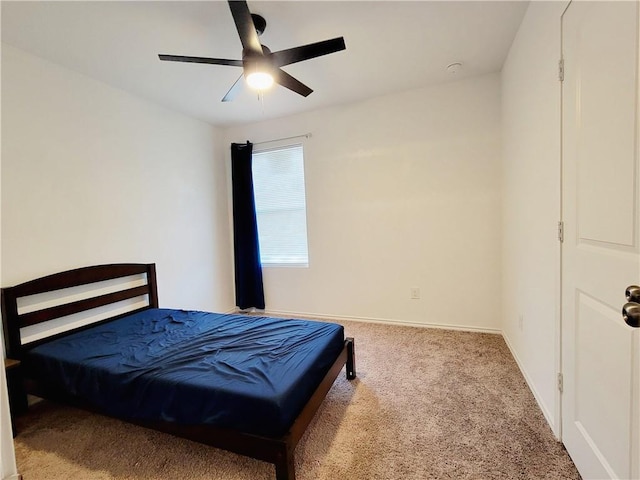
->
[1, 1, 529, 128]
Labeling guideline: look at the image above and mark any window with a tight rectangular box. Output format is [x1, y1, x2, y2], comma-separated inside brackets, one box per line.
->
[252, 143, 309, 266]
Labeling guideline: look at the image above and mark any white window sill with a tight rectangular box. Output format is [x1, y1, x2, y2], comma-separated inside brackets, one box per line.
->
[262, 263, 309, 268]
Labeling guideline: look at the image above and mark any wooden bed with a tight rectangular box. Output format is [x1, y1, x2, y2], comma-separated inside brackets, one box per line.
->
[1, 263, 356, 480]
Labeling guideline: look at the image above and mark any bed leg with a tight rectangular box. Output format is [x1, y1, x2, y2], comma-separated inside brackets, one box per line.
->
[275, 448, 296, 480]
[346, 337, 356, 379]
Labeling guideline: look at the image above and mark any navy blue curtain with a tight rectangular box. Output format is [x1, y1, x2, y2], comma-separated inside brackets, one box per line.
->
[231, 142, 265, 310]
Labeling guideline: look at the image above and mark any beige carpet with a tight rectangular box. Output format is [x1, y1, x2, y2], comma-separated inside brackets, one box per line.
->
[13, 320, 580, 479]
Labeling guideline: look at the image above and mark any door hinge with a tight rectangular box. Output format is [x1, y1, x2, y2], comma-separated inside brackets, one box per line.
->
[557, 373, 564, 393]
[558, 221, 564, 243]
[559, 58, 564, 82]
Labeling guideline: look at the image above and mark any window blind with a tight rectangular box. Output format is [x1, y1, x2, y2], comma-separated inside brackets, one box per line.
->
[252, 143, 309, 266]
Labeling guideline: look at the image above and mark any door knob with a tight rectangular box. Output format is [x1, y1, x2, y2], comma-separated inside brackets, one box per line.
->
[623, 302, 640, 328]
[626, 285, 640, 303]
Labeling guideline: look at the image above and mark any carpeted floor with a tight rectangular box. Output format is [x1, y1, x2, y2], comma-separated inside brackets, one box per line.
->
[13, 320, 581, 479]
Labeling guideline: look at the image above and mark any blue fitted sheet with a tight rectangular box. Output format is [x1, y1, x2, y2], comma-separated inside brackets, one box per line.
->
[24, 309, 345, 437]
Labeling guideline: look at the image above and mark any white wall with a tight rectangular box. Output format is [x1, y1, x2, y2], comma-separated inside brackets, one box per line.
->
[1, 44, 234, 312]
[0, 42, 19, 480]
[225, 74, 502, 332]
[501, 1, 568, 435]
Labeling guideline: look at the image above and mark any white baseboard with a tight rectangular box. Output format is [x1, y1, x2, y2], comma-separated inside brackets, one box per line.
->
[4, 474, 22, 480]
[237, 307, 502, 335]
[502, 331, 559, 439]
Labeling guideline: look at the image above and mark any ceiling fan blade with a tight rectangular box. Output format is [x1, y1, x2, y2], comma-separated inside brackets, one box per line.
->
[159, 54, 242, 67]
[273, 69, 313, 97]
[222, 74, 245, 102]
[228, 1, 263, 56]
[270, 37, 346, 67]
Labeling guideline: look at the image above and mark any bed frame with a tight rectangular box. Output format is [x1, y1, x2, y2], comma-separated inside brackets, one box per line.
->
[1, 263, 356, 480]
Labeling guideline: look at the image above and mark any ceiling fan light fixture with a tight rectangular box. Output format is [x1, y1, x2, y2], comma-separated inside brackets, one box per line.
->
[246, 70, 274, 90]
[158, 1, 346, 101]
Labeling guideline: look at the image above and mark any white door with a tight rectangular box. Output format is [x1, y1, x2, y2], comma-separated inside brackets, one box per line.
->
[561, 1, 640, 479]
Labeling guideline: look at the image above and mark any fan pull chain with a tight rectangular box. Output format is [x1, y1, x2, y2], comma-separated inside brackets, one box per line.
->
[259, 90, 265, 114]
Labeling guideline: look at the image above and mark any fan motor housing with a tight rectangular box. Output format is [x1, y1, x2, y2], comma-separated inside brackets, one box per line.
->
[251, 14, 266, 36]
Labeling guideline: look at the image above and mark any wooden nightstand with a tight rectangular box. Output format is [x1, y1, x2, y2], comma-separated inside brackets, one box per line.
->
[4, 358, 27, 437]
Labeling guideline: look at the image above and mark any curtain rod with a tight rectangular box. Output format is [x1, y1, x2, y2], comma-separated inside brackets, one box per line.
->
[253, 133, 312, 146]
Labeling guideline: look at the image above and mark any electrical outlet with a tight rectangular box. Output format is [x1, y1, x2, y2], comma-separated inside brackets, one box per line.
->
[410, 287, 420, 300]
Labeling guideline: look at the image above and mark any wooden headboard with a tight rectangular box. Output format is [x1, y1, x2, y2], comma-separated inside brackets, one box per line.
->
[1, 263, 158, 359]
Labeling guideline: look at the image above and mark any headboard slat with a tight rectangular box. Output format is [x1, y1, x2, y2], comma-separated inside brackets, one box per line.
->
[19, 285, 151, 328]
[7, 264, 152, 298]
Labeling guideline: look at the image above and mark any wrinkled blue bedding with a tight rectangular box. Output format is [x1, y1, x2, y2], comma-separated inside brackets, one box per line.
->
[24, 309, 345, 437]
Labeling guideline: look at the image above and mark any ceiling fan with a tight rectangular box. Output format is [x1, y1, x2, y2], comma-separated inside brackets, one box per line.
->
[158, 0, 346, 102]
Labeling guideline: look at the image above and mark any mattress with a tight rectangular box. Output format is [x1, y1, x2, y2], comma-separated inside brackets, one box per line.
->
[24, 308, 345, 437]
